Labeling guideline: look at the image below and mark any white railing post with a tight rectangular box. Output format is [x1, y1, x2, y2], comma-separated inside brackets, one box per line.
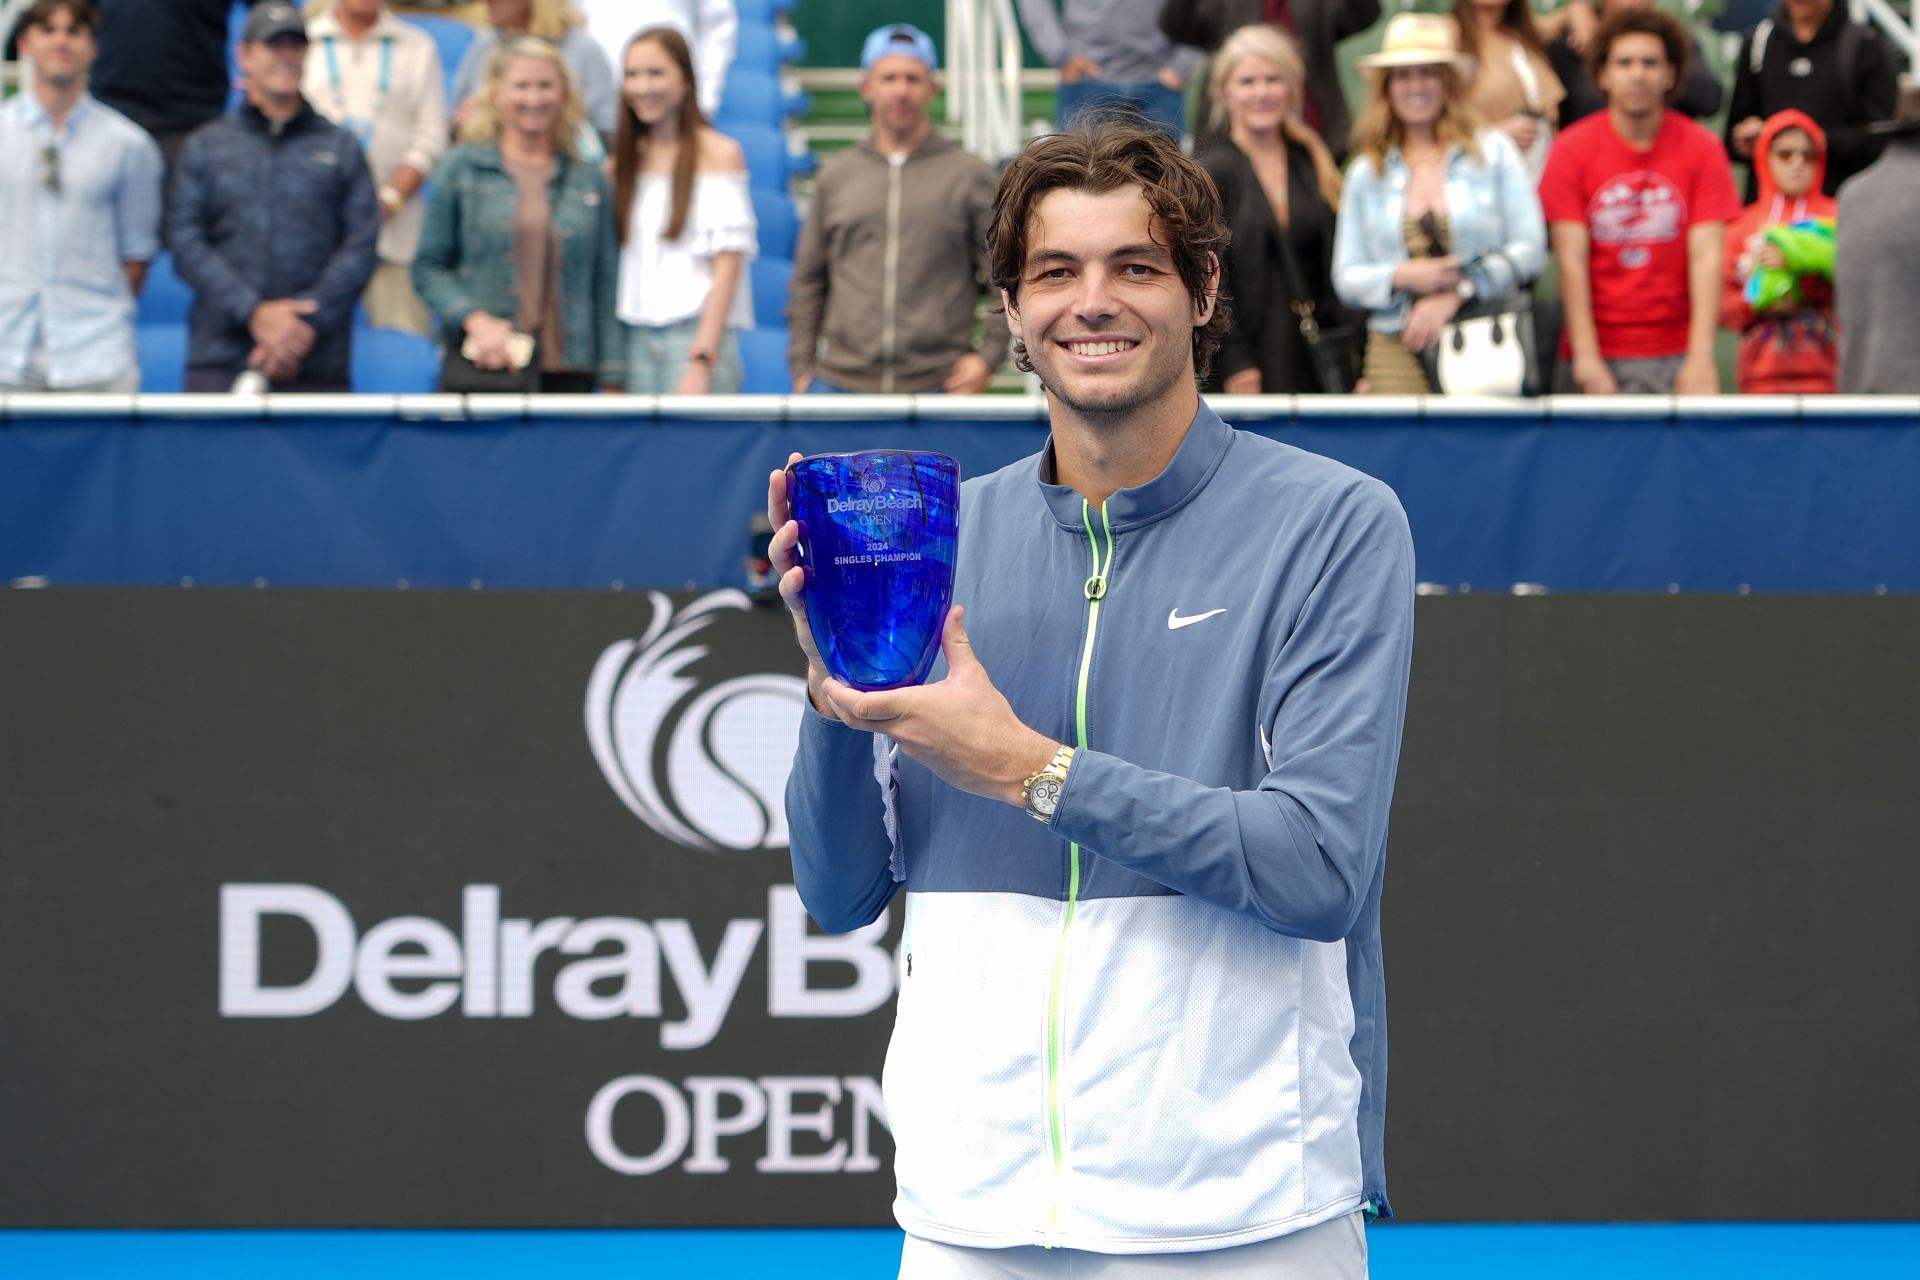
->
[1855, 0, 1919, 75]
[945, 0, 1027, 163]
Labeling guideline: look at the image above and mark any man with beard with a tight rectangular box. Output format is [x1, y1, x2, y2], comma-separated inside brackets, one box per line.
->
[768, 118, 1414, 1277]
[786, 24, 1008, 394]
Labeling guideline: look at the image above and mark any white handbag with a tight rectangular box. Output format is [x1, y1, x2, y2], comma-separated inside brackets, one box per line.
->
[1432, 294, 1538, 398]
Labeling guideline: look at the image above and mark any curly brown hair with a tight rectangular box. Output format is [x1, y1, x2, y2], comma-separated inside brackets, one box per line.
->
[1588, 7, 1691, 100]
[988, 115, 1231, 381]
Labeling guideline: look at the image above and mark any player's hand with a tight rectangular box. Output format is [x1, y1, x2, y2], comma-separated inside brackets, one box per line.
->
[820, 606, 1058, 808]
[767, 452, 834, 714]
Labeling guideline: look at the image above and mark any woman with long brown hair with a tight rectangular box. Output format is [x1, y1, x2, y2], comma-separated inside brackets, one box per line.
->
[613, 25, 756, 394]
[1332, 14, 1544, 394]
[1451, 0, 1566, 179]
[1198, 24, 1351, 394]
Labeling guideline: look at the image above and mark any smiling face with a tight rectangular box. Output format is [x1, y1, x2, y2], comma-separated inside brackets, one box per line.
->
[1004, 186, 1215, 422]
[1221, 53, 1293, 137]
[1386, 63, 1446, 131]
[495, 52, 565, 140]
[1597, 31, 1675, 121]
[239, 34, 308, 108]
[19, 3, 96, 88]
[624, 36, 689, 126]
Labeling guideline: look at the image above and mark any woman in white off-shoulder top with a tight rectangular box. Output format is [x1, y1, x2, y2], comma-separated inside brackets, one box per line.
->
[614, 25, 756, 394]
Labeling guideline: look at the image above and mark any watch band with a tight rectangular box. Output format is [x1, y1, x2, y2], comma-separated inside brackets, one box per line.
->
[1022, 745, 1076, 822]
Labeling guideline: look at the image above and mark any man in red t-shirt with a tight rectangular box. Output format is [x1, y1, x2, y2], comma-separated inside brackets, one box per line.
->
[1541, 7, 1741, 394]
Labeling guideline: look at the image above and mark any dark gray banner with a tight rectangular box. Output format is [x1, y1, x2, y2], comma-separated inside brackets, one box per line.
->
[1, 591, 1914, 1224]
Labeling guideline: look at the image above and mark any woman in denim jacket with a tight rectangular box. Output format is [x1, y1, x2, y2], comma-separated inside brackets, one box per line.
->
[1332, 14, 1544, 394]
[414, 37, 624, 391]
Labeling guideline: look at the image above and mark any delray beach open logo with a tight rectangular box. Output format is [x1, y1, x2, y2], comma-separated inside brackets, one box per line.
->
[586, 590, 808, 851]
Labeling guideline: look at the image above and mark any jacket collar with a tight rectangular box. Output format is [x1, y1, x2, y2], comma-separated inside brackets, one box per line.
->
[16, 88, 97, 133]
[239, 97, 319, 137]
[308, 7, 405, 42]
[1036, 400, 1234, 532]
[854, 129, 957, 164]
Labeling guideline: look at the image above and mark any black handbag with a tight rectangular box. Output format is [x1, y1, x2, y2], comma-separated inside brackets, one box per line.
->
[1274, 222, 1363, 394]
[438, 333, 543, 393]
[1416, 251, 1541, 397]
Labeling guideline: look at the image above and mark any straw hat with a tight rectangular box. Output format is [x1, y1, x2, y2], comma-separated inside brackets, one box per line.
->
[1355, 13, 1472, 72]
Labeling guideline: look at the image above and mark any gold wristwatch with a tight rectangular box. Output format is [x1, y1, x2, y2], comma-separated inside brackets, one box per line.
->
[1022, 745, 1075, 823]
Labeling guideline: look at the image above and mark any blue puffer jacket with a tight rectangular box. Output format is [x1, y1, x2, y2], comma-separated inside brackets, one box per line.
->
[412, 142, 625, 389]
[169, 100, 379, 383]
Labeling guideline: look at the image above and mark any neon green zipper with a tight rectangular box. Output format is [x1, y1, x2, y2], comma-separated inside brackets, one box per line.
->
[1043, 499, 1113, 1239]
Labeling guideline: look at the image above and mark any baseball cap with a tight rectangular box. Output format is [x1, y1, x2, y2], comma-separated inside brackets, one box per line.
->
[244, 1, 307, 44]
[861, 24, 937, 73]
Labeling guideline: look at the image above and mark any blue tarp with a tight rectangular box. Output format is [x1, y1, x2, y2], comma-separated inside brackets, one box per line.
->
[3, 397, 1917, 592]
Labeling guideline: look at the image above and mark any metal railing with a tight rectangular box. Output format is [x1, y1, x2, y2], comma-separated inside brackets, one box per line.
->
[945, 0, 1027, 163]
[2, 392, 1917, 424]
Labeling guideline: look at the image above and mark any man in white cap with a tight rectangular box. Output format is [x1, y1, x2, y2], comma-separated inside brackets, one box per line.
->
[786, 24, 1008, 394]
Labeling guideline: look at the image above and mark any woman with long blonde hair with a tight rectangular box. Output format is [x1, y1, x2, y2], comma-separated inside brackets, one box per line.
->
[1198, 24, 1352, 394]
[414, 38, 625, 392]
[1333, 13, 1544, 394]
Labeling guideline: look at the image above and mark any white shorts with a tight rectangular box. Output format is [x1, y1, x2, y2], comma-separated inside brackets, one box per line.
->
[898, 1211, 1369, 1279]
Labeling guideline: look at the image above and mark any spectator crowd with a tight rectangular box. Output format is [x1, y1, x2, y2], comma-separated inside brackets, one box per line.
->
[2, 0, 1916, 396]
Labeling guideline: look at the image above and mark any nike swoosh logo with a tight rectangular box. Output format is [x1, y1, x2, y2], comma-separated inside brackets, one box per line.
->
[1167, 607, 1227, 630]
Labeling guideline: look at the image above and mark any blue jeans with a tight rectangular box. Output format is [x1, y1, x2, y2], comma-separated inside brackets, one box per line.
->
[623, 318, 743, 394]
[1055, 80, 1185, 136]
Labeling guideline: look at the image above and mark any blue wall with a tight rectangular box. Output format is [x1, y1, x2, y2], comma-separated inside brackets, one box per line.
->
[4, 396, 1917, 592]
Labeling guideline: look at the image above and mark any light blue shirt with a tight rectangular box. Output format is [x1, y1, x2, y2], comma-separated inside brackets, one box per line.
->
[0, 92, 163, 387]
[1333, 128, 1545, 334]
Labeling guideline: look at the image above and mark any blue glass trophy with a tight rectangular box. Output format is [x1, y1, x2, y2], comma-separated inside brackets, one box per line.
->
[786, 450, 960, 691]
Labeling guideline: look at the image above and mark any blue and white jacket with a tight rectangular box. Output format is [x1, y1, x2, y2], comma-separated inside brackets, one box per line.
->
[786, 405, 1415, 1254]
[1333, 128, 1545, 334]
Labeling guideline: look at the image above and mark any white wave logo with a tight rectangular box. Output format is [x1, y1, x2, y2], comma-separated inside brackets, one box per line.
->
[585, 590, 808, 852]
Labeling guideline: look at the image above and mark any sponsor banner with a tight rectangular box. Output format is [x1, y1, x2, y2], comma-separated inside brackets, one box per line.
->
[2, 591, 1916, 1224]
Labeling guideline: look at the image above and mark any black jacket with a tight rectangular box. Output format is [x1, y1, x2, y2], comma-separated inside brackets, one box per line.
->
[1724, 2, 1900, 197]
[1162, 0, 1381, 161]
[93, 0, 269, 136]
[169, 101, 380, 384]
[1200, 140, 1347, 393]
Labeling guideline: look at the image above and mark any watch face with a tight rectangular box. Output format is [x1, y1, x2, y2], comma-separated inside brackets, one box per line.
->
[1030, 775, 1064, 816]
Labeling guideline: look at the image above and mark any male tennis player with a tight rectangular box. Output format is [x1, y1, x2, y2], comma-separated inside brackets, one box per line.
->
[769, 117, 1414, 1278]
